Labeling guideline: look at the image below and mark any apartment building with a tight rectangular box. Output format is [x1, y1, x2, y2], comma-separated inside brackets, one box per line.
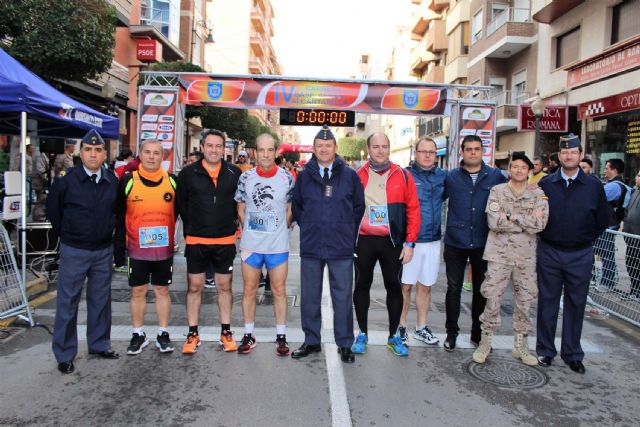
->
[409, 0, 469, 166]
[533, 0, 640, 181]
[205, 0, 281, 133]
[467, 0, 539, 160]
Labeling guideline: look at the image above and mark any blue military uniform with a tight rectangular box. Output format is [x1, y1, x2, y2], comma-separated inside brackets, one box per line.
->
[47, 130, 118, 366]
[536, 134, 609, 365]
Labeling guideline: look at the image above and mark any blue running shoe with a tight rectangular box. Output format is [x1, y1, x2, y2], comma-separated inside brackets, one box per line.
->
[351, 332, 368, 354]
[387, 335, 409, 357]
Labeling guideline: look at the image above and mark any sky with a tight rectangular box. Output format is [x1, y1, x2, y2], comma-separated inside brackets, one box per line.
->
[271, 0, 411, 80]
[270, 0, 412, 142]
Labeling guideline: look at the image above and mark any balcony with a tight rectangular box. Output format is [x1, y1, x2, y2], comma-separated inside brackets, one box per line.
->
[423, 65, 445, 83]
[249, 56, 265, 74]
[410, 36, 440, 76]
[411, 8, 441, 40]
[532, 0, 585, 24]
[445, 0, 470, 34]
[106, 0, 132, 25]
[426, 20, 447, 52]
[469, 7, 535, 65]
[492, 90, 529, 132]
[444, 55, 467, 83]
[427, 0, 449, 12]
[251, 7, 265, 33]
[250, 31, 265, 56]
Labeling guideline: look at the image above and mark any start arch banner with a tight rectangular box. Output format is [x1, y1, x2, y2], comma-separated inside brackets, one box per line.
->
[177, 74, 449, 117]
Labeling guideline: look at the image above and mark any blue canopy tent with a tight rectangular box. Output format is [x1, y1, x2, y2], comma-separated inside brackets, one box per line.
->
[0, 48, 119, 325]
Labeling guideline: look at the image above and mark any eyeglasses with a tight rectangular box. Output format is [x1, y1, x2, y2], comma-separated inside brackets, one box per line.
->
[416, 150, 437, 156]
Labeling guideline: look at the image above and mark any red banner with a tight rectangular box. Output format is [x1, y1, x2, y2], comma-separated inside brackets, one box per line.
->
[578, 87, 640, 120]
[567, 37, 640, 88]
[517, 105, 569, 132]
[178, 75, 448, 116]
[137, 88, 179, 172]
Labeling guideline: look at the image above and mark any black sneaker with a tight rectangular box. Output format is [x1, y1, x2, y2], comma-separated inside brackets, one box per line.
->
[156, 331, 174, 353]
[443, 332, 457, 352]
[237, 333, 256, 354]
[127, 332, 149, 355]
[276, 334, 290, 357]
[397, 326, 409, 346]
[204, 278, 216, 289]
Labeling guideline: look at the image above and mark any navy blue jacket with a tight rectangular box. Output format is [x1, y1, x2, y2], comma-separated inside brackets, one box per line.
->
[539, 168, 609, 249]
[292, 155, 365, 259]
[444, 162, 506, 249]
[47, 164, 118, 250]
[407, 162, 447, 243]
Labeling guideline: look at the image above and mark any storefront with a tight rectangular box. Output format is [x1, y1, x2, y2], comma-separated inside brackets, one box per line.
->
[579, 88, 640, 183]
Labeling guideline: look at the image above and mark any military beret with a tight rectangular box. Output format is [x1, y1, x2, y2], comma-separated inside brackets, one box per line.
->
[511, 152, 534, 169]
[314, 125, 335, 141]
[81, 129, 105, 146]
[559, 133, 580, 149]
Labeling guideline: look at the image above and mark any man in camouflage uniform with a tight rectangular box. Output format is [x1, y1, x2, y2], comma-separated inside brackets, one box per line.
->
[473, 153, 549, 366]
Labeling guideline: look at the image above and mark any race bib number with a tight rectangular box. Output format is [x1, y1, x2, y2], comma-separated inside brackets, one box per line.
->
[139, 226, 169, 248]
[248, 211, 277, 233]
[368, 205, 389, 226]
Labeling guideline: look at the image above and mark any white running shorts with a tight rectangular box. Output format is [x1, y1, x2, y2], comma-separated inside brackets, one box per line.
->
[401, 241, 441, 286]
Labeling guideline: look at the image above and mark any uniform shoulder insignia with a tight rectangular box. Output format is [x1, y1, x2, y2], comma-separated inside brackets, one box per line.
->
[489, 202, 500, 212]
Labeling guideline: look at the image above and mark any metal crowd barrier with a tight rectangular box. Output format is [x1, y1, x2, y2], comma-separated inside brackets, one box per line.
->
[589, 229, 640, 327]
[0, 223, 33, 323]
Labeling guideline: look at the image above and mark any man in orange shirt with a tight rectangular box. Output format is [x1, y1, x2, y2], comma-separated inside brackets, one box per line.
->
[176, 129, 242, 354]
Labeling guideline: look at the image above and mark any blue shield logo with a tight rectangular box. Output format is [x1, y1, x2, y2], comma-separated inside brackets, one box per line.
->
[403, 90, 419, 108]
[208, 82, 223, 100]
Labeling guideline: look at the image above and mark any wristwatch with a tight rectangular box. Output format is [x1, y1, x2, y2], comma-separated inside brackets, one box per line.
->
[404, 242, 416, 248]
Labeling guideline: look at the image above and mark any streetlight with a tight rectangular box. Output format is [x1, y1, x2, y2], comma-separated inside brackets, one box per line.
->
[531, 90, 546, 158]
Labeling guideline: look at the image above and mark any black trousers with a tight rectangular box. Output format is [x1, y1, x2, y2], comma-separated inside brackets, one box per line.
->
[353, 235, 403, 337]
[443, 244, 487, 337]
[624, 236, 640, 296]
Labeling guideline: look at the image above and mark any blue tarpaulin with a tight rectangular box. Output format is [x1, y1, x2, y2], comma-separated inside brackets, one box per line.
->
[0, 47, 119, 139]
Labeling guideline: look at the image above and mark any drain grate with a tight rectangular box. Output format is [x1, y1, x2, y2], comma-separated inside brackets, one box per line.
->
[466, 357, 548, 389]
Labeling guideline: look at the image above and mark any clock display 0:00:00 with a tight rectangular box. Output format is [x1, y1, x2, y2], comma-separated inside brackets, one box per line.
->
[280, 108, 355, 127]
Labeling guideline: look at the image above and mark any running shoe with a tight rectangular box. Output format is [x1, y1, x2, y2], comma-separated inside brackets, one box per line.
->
[156, 331, 174, 353]
[182, 332, 201, 354]
[219, 330, 238, 352]
[114, 264, 128, 273]
[237, 333, 256, 354]
[620, 292, 640, 302]
[397, 326, 409, 346]
[351, 332, 368, 354]
[204, 278, 216, 289]
[414, 326, 439, 345]
[127, 332, 148, 355]
[276, 334, 290, 357]
[463, 282, 472, 292]
[387, 335, 409, 357]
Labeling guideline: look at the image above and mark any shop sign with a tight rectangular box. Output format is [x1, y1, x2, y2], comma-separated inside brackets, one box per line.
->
[567, 37, 640, 88]
[578, 87, 640, 120]
[136, 40, 162, 62]
[517, 105, 569, 132]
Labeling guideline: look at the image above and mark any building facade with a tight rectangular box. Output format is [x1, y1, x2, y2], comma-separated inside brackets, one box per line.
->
[533, 0, 640, 182]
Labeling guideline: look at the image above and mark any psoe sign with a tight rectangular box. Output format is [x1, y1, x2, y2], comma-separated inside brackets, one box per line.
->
[517, 105, 569, 133]
[136, 40, 162, 62]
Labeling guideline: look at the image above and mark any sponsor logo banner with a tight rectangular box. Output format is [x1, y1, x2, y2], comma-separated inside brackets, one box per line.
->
[517, 105, 569, 132]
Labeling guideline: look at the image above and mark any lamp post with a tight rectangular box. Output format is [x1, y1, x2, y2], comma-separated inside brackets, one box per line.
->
[531, 90, 546, 158]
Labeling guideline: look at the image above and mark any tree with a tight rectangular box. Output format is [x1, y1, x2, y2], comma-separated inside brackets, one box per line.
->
[0, 0, 116, 82]
[337, 137, 367, 160]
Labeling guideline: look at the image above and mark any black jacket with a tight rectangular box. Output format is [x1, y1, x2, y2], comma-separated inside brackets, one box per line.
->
[46, 164, 118, 250]
[176, 159, 241, 238]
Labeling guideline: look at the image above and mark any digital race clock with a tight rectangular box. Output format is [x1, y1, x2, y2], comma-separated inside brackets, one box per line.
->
[279, 108, 355, 127]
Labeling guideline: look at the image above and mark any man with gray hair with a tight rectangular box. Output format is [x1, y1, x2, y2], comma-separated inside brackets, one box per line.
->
[114, 140, 178, 355]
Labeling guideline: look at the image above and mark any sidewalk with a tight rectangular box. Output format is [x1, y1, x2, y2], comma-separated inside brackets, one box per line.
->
[1, 232, 639, 426]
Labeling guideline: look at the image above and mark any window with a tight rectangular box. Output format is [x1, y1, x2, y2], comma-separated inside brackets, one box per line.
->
[472, 10, 483, 43]
[461, 22, 470, 55]
[556, 26, 580, 68]
[611, 0, 640, 45]
[192, 35, 202, 67]
[512, 70, 527, 104]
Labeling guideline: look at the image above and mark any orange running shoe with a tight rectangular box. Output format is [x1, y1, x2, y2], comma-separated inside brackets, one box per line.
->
[182, 332, 201, 354]
[219, 330, 238, 352]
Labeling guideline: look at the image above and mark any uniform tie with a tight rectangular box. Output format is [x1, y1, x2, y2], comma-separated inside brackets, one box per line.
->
[567, 178, 573, 188]
[323, 167, 329, 184]
[90, 174, 97, 184]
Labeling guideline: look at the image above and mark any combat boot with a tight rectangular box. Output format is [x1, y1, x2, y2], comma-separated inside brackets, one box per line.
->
[512, 333, 537, 366]
[472, 330, 492, 364]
